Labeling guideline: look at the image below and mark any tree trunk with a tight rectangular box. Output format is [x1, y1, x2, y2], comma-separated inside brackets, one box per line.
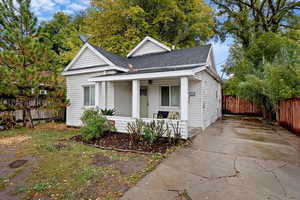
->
[22, 109, 26, 127]
[23, 109, 34, 128]
[275, 103, 280, 122]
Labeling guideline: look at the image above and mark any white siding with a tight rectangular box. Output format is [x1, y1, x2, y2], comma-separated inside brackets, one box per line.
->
[114, 81, 132, 117]
[66, 72, 105, 126]
[131, 40, 168, 57]
[188, 80, 202, 127]
[106, 116, 189, 139]
[70, 48, 107, 69]
[197, 71, 222, 129]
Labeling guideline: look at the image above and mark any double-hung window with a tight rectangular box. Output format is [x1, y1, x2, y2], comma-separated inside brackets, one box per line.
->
[83, 85, 95, 106]
[161, 86, 180, 107]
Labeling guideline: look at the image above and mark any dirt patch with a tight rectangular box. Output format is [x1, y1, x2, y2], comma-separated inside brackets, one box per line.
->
[36, 123, 77, 131]
[9, 160, 28, 168]
[91, 154, 117, 167]
[0, 136, 31, 145]
[68, 133, 180, 154]
[115, 159, 148, 176]
[0, 146, 35, 200]
[76, 175, 130, 200]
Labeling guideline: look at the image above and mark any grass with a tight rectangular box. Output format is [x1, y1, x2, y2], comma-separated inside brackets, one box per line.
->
[0, 123, 164, 200]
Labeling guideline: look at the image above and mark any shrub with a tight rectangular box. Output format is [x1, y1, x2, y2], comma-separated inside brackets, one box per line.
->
[0, 112, 16, 130]
[143, 126, 157, 144]
[142, 120, 171, 144]
[126, 119, 145, 135]
[100, 108, 116, 116]
[80, 109, 115, 141]
[169, 121, 182, 145]
[126, 119, 181, 145]
[126, 119, 145, 144]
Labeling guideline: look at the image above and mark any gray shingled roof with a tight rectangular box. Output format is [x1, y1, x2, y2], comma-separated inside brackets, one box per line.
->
[92, 44, 211, 70]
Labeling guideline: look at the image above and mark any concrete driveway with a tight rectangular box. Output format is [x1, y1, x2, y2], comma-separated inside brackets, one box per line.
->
[121, 116, 300, 200]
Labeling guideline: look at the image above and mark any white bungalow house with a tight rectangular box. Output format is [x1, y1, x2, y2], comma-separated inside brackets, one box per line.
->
[62, 36, 222, 139]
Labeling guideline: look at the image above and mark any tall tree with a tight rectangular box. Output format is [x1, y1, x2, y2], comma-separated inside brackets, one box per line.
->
[84, 0, 215, 55]
[0, 0, 67, 127]
[40, 11, 85, 65]
[223, 32, 300, 119]
[211, 0, 300, 47]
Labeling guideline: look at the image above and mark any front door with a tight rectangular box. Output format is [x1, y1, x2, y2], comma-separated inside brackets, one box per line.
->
[140, 87, 148, 118]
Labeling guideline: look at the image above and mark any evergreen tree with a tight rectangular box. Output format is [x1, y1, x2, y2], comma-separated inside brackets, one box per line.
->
[0, 0, 67, 127]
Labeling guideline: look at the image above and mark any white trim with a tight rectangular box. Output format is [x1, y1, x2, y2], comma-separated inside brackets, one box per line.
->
[206, 45, 213, 64]
[136, 63, 206, 72]
[88, 66, 207, 82]
[180, 77, 189, 121]
[64, 43, 89, 72]
[132, 80, 140, 118]
[127, 36, 171, 58]
[95, 82, 101, 107]
[159, 85, 180, 107]
[62, 66, 115, 76]
[62, 43, 128, 74]
[82, 84, 96, 107]
[100, 81, 106, 109]
[81, 83, 96, 86]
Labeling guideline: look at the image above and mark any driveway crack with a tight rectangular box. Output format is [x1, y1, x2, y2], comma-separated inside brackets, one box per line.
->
[255, 161, 288, 198]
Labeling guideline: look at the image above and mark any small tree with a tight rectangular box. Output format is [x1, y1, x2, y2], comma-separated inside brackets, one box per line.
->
[0, 0, 68, 127]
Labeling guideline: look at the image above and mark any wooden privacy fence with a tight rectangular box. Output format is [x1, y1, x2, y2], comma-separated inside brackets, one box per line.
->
[0, 97, 65, 129]
[0, 109, 65, 125]
[279, 98, 300, 134]
[222, 95, 262, 116]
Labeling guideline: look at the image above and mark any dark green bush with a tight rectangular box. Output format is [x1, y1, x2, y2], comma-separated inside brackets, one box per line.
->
[100, 108, 116, 116]
[80, 109, 115, 141]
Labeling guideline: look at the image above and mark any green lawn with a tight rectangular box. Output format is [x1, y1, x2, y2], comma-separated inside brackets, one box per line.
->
[0, 123, 164, 200]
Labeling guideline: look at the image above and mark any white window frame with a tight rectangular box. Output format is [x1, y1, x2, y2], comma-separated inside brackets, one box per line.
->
[82, 84, 95, 107]
[160, 85, 180, 108]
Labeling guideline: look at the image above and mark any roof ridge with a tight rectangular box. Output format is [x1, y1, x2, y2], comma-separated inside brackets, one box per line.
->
[91, 43, 212, 59]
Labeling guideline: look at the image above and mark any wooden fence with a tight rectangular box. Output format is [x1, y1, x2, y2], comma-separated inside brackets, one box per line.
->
[0, 109, 65, 127]
[222, 95, 262, 116]
[279, 98, 300, 134]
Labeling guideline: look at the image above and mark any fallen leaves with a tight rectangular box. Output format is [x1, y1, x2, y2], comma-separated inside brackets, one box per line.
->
[0, 135, 31, 145]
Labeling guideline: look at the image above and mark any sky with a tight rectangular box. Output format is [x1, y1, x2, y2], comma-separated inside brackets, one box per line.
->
[31, 0, 233, 76]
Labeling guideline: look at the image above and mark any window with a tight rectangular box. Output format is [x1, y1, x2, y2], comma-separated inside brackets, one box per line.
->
[83, 85, 95, 106]
[161, 86, 180, 107]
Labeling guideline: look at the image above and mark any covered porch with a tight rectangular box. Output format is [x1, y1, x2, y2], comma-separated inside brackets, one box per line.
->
[89, 67, 205, 139]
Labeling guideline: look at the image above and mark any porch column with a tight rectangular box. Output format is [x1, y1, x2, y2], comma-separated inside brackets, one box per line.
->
[132, 80, 140, 118]
[100, 81, 106, 109]
[180, 77, 189, 120]
[106, 81, 114, 109]
[95, 82, 101, 107]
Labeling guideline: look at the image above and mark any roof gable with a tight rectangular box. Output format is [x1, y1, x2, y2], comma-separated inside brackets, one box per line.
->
[63, 43, 128, 72]
[69, 47, 107, 70]
[127, 36, 171, 58]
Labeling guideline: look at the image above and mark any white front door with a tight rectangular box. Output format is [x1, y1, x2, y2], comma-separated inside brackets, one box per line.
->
[140, 87, 148, 118]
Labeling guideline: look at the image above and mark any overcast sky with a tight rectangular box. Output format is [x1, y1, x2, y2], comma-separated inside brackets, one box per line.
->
[31, 0, 233, 76]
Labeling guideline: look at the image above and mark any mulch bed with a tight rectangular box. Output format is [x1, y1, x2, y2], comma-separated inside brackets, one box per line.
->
[67, 132, 178, 154]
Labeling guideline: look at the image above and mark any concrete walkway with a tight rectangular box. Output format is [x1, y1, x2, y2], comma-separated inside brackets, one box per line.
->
[121, 117, 300, 200]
